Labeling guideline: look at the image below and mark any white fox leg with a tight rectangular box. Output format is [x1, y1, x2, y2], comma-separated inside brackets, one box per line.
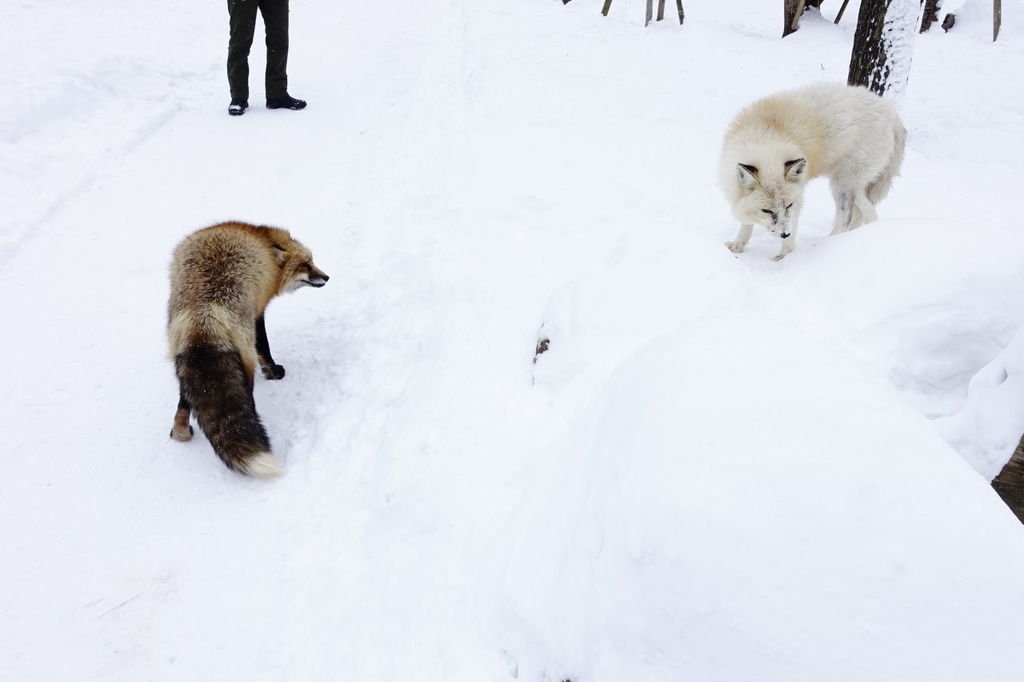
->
[774, 213, 799, 261]
[726, 223, 753, 253]
[853, 190, 878, 227]
[829, 187, 855, 235]
[774, 236, 796, 261]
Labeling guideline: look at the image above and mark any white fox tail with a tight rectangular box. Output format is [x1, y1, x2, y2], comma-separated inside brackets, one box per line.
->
[866, 120, 907, 205]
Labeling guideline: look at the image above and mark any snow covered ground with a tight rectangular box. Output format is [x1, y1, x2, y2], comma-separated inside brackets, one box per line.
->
[3, 0, 1024, 680]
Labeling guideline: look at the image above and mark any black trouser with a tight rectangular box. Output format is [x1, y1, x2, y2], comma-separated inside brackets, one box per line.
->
[227, 0, 290, 101]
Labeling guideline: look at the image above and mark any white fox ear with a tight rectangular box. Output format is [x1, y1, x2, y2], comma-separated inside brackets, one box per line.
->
[785, 158, 807, 182]
[737, 163, 759, 190]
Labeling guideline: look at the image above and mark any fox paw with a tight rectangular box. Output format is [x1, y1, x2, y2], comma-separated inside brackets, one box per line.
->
[170, 424, 194, 442]
[725, 240, 746, 254]
[261, 364, 286, 380]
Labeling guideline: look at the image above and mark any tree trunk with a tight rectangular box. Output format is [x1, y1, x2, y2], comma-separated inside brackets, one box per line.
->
[783, 0, 808, 37]
[994, 0, 1002, 41]
[602, 0, 613, 17]
[992, 435, 1024, 524]
[847, 0, 922, 100]
[784, 0, 825, 37]
[920, 0, 941, 32]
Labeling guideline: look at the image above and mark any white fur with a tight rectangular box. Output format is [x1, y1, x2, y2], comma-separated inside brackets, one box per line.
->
[242, 452, 285, 478]
[719, 83, 906, 260]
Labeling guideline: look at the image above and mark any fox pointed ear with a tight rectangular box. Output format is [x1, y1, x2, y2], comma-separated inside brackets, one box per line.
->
[737, 163, 759, 190]
[785, 158, 807, 183]
[271, 244, 289, 264]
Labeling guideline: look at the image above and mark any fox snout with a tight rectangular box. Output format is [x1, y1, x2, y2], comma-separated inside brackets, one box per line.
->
[305, 268, 329, 288]
[291, 262, 330, 290]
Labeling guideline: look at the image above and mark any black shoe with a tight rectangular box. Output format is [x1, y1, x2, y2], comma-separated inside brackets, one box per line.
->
[229, 99, 248, 116]
[266, 94, 307, 111]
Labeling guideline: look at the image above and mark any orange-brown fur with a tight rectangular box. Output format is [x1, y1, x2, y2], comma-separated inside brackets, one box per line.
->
[169, 223, 320, 380]
[167, 221, 328, 477]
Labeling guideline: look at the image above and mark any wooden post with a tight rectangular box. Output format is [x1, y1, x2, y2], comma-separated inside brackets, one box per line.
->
[920, 0, 941, 32]
[992, 435, 1024, 524]
[835, 0, 851, 24]
[596, 0, 682, 28]
[994, 0, 1002, 41]
[784, 0, 808, 37]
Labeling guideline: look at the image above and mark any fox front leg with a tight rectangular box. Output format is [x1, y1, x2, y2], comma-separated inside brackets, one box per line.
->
[773, 212, 799, 261]
[255, 315, 286, 380]
[726, 223, 753, 254]
[774, 233, 796, 261]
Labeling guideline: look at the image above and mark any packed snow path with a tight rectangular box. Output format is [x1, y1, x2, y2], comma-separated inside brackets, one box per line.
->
[3, 1, 1024, 680]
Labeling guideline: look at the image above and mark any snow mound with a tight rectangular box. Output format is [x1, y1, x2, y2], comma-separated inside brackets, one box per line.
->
[937, 326, 1024, 478]
[505, 316, 1024, 681]
[779, 218, 1024, 420]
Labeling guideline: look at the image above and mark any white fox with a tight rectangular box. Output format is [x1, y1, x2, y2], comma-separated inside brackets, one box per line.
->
[719, 83, 906, 260]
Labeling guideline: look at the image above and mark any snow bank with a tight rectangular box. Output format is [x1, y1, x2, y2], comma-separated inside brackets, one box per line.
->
[507, 316, 1024, 681]
[937, 326, 1024, 478]
[777, 218, 1024, 421]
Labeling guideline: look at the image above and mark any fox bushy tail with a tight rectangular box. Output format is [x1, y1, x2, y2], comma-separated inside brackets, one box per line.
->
[866, 120, 907, 205]
[175, 345, 282, 477]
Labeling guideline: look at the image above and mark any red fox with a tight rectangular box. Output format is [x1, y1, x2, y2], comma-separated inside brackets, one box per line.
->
[167, 222, 329, 477]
